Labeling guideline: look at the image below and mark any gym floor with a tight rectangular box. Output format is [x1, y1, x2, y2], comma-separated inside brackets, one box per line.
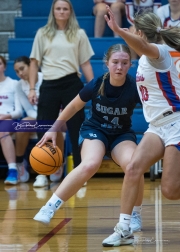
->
[0, 176, 179, 252]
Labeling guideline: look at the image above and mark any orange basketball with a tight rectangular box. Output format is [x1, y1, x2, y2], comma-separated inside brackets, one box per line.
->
[29, 142, 63, 175]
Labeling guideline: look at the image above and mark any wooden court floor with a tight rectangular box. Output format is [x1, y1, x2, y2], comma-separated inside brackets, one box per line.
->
[0, 176, 180, 252]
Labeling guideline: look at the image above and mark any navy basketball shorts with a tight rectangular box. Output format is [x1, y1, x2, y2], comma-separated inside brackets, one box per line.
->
[78, 128, 137, 157]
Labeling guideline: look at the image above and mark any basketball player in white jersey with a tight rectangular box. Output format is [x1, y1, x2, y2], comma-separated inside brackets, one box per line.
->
[102, 7, 180, 246]
[156, 0, 180, 28]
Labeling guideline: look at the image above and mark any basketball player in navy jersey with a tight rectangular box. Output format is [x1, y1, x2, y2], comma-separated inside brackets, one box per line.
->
[33, 44, 143, 245]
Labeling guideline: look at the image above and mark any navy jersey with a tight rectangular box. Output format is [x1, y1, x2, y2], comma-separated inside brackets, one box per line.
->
[79, 74, 141, 135]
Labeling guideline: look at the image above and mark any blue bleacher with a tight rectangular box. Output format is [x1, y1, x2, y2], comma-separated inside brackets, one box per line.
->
[20, 0, 128, 37]
[22, 0, 94, 17]
[8, 37, 126, 60]
[6, 59, 138, 83]
[15, 16, 123, 38]
[132, 108, 148, 143]
[7, 37, 138, 80]
[14, 16, 113, 38]
[23, 0, 167, 19]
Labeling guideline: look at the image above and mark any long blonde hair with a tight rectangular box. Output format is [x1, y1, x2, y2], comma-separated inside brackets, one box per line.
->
[134, 11, 180, 51]
[41, 0, 79, 42]
[0, 55, 7, 68]
[98, 44, 131, 96]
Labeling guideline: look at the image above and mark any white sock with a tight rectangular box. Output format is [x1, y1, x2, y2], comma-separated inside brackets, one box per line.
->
[45, 193, 64, 212]
[132, 205, 142, 215]
[119, 214, 131, 231]
[8, 163, 17, 170]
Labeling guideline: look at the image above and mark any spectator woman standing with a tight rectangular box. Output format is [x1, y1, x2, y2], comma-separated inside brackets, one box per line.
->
[28, 0, 94, 173]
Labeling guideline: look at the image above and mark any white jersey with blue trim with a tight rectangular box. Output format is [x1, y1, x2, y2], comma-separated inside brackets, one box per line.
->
[136, 44, 180, 123]
[0, 77, 22, 119]
[168, 48, 180, 79]
[125, 0, 161, 25]
[156, 4, 180, 28]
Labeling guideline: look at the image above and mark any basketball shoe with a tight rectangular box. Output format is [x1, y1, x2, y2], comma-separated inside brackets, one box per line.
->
[33, 206, 54, 225]
[129, 212, 142, 232]
[50, 165, 64, 182]
[17, 159, 30, 183]
[4, 169, 19, 185]
[33, 175, 48, 187]
[102, 223, 134, 247]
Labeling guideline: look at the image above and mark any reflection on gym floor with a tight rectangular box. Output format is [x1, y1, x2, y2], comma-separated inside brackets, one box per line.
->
[0, 177, 179, 252]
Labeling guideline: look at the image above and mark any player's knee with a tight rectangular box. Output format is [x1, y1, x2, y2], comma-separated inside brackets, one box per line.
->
[82, 160, 100, 176]
[125, 162, 141, 183]
[0, 132, 10, 141]
[95, 6, 106, 17]
[161, 183, 180, 200]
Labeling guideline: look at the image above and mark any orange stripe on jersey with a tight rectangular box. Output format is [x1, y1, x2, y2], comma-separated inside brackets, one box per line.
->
[169, 51, 180, 57]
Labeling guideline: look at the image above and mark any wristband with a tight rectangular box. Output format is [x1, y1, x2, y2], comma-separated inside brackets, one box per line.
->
[30, 88, 36, 90]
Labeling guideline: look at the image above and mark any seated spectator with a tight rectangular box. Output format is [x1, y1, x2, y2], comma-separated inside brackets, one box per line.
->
[0, 55, 23, 185]
[155, 1, 180, 107]
[14, 56, 64, 187]
[156, 0, 180, 28]
[93, 0, 125, 37]
[125, 0, 161, 59]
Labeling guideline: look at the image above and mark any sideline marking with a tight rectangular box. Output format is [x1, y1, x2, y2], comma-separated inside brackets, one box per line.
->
[28, 218, 71, 251]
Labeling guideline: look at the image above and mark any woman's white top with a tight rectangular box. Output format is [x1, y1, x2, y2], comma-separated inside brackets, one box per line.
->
[30, 29, 94, 80]
[17, 72, 43, 118]
[0, 77, 22, 119]
[156, 4, 180, 28]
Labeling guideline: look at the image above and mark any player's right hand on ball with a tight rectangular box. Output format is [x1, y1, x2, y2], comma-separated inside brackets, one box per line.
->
[36, 132, 57, 148]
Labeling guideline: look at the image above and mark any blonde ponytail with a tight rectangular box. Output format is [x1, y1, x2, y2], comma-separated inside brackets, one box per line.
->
[134, 11, 180, 51]
[98, 72, 109, 96]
